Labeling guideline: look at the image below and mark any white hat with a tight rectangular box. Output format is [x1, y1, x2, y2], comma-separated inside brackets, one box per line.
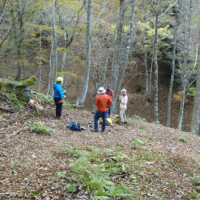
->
[98, 87, 105, 94]
[121, 89, 127, 94]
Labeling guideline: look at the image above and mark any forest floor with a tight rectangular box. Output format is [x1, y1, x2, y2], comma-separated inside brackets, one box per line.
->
[0, 101, 200, 200]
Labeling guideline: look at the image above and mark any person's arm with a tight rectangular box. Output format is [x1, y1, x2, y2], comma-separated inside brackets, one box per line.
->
[121, 96, 127, 105]
[95, 96, 99, 106]
[121, 97, 125, 105]
[107, 97, 113, 108]
[119, 95, 123, 102]
[57, 85, 64, 98]
[110, 90, 114, 99]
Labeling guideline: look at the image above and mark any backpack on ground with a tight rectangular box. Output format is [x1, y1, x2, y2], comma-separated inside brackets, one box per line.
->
[99, 118, 112, 126]
[115, 115, 121, 123]
[67, 121, 82, 131]
[28, 99, 44, 114]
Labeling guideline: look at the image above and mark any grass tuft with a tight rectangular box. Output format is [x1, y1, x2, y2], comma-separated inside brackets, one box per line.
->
[179, 136, 189, 143]
[29, 121, 53, 135]
[132, 115, 146, 121]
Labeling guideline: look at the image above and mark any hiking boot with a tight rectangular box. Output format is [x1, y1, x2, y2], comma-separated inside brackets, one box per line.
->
[118, 122, 124, 126]
[101, 130, 105, 132]
[91, 129, 99, 132]
[56, 116, 63, 120]
[124, 121, 128, 125]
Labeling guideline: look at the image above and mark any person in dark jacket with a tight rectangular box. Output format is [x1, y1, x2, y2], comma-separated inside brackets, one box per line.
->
[53, 77, 66, 119]
[105, 84, 114, 117]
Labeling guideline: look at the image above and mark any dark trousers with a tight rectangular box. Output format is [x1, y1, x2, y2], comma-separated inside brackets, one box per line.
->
[94, 111, 107, 131]
[54, 98, 62, 117]
[108, 105, 112, 116]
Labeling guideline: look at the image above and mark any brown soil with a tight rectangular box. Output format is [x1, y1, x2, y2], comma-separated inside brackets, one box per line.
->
[0, 102, 200, 199]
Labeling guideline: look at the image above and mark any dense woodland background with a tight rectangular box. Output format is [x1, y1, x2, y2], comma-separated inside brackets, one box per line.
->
[1, 0, 200, 133]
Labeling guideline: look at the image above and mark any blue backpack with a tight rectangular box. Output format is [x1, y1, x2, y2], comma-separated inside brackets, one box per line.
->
[67, 122, 81, 131]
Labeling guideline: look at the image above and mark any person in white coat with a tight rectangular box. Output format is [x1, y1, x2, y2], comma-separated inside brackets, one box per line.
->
[119, 89, 128, 125]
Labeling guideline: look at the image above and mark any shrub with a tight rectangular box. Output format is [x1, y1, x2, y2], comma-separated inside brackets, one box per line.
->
[29, 121, 53, 135]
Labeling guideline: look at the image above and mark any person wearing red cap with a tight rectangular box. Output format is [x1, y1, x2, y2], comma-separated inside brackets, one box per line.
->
[105, 84, 114, 117]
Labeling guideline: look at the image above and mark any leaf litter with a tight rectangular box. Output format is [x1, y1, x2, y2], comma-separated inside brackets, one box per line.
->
[0, 104, 200, 199]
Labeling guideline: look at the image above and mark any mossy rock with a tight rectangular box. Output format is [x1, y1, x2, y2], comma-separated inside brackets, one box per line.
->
[0, 76, 37, 110]
[17, 76, 37, 88]
[0, 76, 37, 93]
[0, 81, 15, 93]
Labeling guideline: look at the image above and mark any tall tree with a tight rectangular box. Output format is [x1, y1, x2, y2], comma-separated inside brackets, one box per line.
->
[111, 0, 126, 98]
[177, 0, 193, 130]
[52, 0, 58, 83]
[191, 37, 200, 134]
[167, 0, 181, 127]
[76, 0, 93, 105]
[100, 0, 126, 87]
[191, 0, 200, 134]
[38, 26, 42, 93]
[15, 0, 25, 81]
[111, 0, 136, 111]
[150, 0, 176, 122]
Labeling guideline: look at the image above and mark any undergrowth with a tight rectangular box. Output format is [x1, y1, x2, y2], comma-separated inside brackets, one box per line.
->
[57, 144, 200, 199]
[58, 145, 138, 199]
[179, 135, 190, 143]
[29, 121, 53, 135]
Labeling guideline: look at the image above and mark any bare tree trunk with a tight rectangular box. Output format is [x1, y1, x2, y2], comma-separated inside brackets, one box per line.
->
[0, 0, 8, 25]
[191, 40, 200, 134]
[101, 0, 126, 86]
[76, 0, 93, 105]
[49, 36, 55, 97]
[144, 52, 150, 101]
[167, 1, 180, 127]
[111, 0, 136, 113]
[64, 59, 70, 90]
[61, 31, 67, 82]
[52, 0, 57, 83]
[15, 5, 24, 82]
[111, 0, 125, 94]
[178, 0, 193, 130]
[178, 86, 187, 130]
[149, 55, 154, 102]
[47, 38, 53, 96]
[191, 0, 200, 134]
[154, 14, 159, 122]
[38, 26, 42, 93]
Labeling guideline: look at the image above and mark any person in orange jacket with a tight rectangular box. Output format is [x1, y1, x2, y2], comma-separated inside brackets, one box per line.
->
[91, 87, 112, 132]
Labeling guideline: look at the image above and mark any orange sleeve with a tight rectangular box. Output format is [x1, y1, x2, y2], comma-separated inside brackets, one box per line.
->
[95, 96, 99, 106]
[107, 97, 113, 108]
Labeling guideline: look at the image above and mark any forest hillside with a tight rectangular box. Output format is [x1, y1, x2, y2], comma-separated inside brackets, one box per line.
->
[0, 0, 200, 133]
[0, 102, 200, 200]
[1, 0, 200, 199]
